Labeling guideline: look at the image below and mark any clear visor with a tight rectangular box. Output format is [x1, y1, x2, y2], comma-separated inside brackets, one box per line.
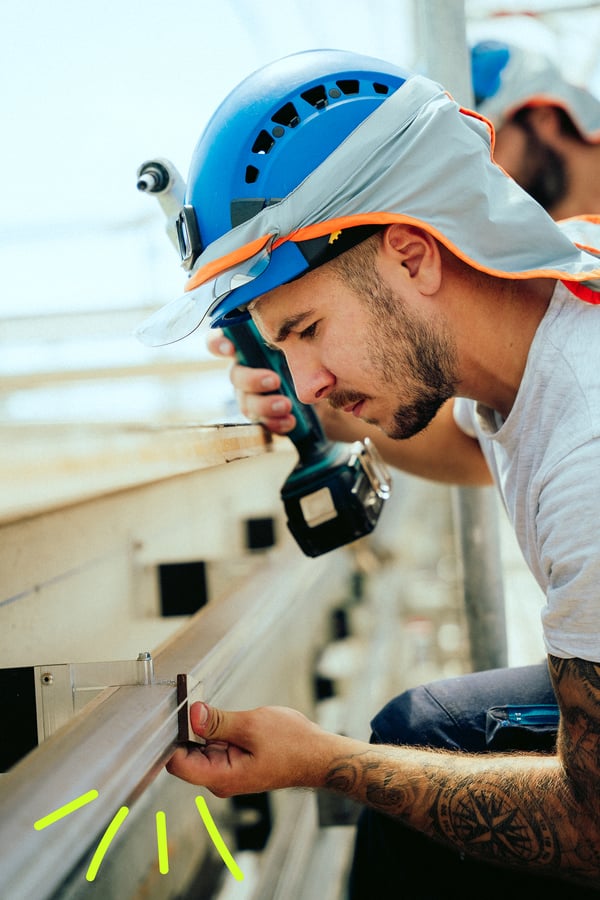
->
[135, 239, 274, 347]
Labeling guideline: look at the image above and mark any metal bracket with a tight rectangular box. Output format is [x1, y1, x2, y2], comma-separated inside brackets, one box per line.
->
[34, 651, 155, 743]
[176, 672, 205, 745]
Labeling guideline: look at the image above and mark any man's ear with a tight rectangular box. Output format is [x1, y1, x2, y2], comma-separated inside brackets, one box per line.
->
[381, 223, 442, 295]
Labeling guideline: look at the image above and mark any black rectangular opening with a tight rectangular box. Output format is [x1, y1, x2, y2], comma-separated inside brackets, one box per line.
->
[245, 517, 276, 551]
[159, 561, 208, 616]
[0, 666, 38, 771]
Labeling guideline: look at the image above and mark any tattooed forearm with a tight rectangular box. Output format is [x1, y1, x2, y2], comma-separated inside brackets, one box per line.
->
[325, 753, 414, 809]
[323, 741, 600, 884]
[320, 657, 600, 884]
[432, 771, 560, 867]
[548, 656, 600, 816]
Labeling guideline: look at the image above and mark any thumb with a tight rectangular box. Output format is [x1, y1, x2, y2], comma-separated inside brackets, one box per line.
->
[189, 701, 237, 742]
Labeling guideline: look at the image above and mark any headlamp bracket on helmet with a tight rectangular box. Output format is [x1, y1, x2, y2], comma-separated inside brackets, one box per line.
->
[176, 205, 202, 271]
[178, 198, 285, 273]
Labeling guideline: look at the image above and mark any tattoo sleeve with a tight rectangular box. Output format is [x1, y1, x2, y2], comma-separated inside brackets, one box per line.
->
[323, 656, 600, 887]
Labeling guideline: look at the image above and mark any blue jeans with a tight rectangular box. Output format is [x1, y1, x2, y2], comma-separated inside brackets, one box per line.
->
[348, 662, 599, 898]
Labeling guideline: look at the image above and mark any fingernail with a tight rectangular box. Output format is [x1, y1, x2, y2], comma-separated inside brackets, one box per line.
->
[219, 341, 231, 355]
[196, 702, 209, 726]
[261, 375, 277, 389]
[272, 400, 287, 412]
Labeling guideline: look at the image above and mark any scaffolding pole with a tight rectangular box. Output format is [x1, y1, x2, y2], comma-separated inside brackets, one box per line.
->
[414, 0, 508, 671]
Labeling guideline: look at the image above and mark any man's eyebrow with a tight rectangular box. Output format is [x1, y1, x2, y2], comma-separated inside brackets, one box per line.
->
[272, 310, 316, 345]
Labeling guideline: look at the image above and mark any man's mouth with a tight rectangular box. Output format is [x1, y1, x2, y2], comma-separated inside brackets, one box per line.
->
[344, 399, 365, 418]
[329, 390, 368, 417]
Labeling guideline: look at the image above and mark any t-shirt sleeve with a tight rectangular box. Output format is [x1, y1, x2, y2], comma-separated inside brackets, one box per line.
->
[537, 438, 600, 661]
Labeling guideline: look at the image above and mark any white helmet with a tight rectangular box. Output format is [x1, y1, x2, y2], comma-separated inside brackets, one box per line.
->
[472, 39, 600, 141]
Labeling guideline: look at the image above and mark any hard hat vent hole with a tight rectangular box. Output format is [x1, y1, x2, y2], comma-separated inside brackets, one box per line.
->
[245, 164, 259, 184]
[252, 130, 275, 155]
[301, 84, 328, 109]
[271, 102, 300, 128]
[373, 82, 390, 94]
[336, 79, 360, 95]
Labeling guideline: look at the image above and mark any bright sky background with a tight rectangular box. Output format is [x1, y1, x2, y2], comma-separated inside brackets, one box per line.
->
[0, 0, 421, 316]
[1, 0, 599, 426]
[2, 0, 599, 320]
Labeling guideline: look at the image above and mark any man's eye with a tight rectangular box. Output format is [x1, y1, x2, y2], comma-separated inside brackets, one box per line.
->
[299, 322, 318, 339]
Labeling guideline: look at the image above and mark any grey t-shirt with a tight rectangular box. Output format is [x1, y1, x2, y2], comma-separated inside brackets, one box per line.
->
[454, 282, 600, 660]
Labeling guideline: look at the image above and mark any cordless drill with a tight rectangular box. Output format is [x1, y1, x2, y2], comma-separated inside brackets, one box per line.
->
[136, 158, 391, 556]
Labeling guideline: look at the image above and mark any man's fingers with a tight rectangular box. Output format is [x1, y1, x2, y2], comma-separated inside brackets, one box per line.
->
[166, 744, 212, 783]
[166, 743, 238, 795]
[206, 329, 235, 358]
[236, 394, 296, 432]
[230, 363, 280, 394]
[258, 413, 297, 434]
[207, 328, 298, 436]
[168, 703, 255, 796]
[231, 371, 295, 433]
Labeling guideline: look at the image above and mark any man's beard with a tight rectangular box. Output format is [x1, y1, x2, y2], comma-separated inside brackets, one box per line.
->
[329, 284, 459, 441]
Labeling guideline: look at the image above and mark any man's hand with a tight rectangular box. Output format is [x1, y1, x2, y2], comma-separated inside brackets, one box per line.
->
[166, 702, 343, 797]
[207, 329, 296, 434]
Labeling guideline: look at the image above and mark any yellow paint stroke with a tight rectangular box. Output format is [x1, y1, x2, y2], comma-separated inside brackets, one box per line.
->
[195, 796, 244, 881]
[156, 810, 169, 875]
[85, 806, 129, 882]
[34, 789, 99, 830]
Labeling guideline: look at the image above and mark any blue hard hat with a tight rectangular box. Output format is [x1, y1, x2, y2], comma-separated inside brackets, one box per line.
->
[181, 49, 410, 325]
[471, 40, 511, 105]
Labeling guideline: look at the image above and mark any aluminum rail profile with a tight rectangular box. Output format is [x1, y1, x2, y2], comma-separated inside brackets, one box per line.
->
[0, 546, 348, 900]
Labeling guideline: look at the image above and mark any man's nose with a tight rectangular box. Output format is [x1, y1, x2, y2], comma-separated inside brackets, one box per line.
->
[285, 350, 335, 405]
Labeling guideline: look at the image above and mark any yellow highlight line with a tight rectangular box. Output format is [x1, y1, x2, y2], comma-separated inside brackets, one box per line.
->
[195, 796, 244, 881]
[156, 810, 169, 875]
[33, 789, 99, 830]
[85, 806, 129, 882]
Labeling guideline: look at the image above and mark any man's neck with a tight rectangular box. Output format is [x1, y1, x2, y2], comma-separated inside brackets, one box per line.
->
[456, 277, 555, 419]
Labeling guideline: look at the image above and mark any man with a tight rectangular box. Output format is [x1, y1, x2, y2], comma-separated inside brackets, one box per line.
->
[471, 39, 600, 218]
[137, 50, 600, 893]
